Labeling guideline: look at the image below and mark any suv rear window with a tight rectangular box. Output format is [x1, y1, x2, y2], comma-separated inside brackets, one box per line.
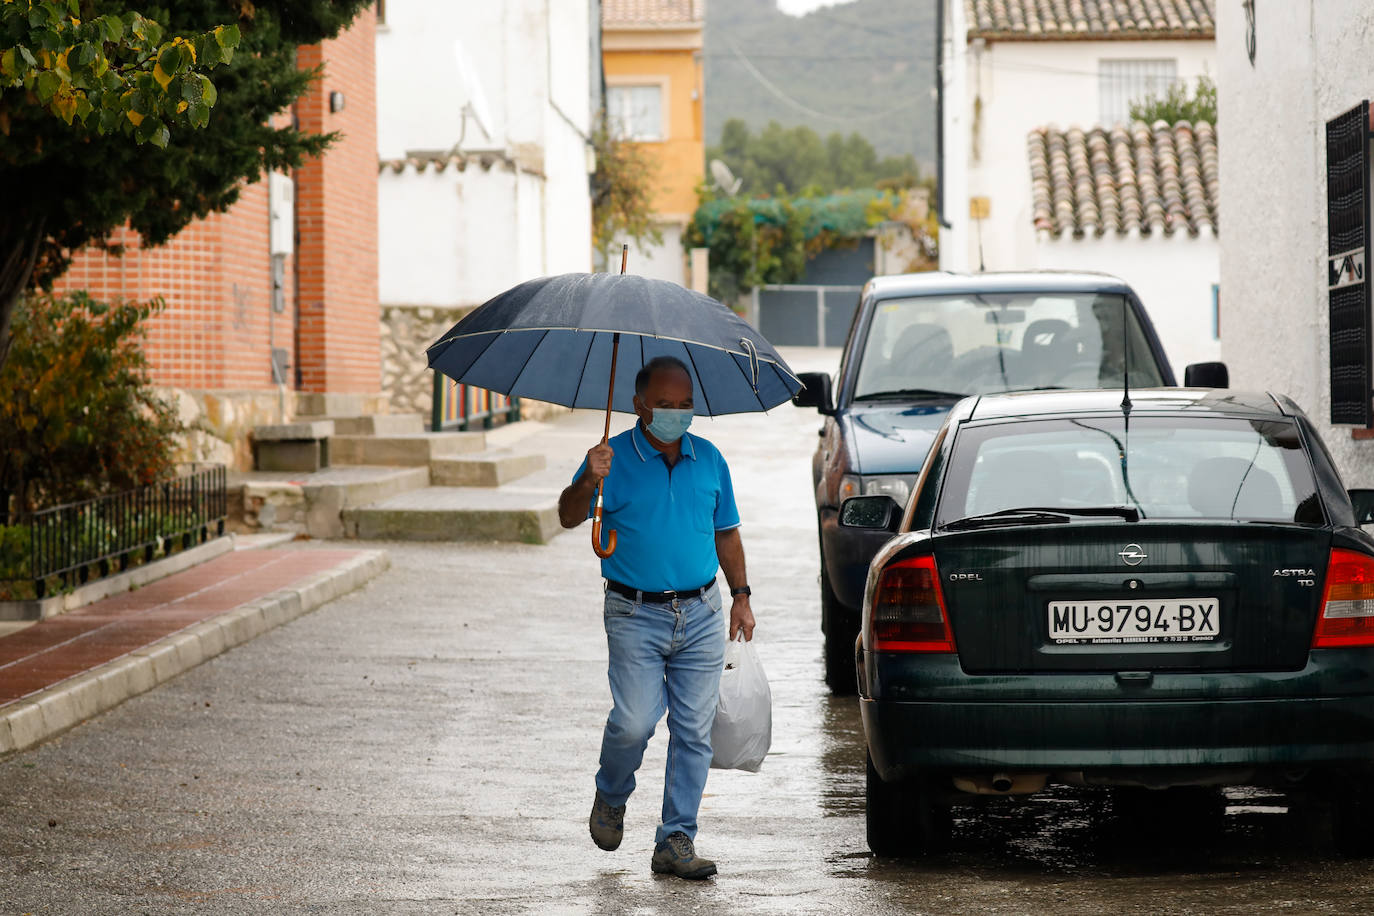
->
[936, 416, 1324, 526]
[853, 292, 1165, 400]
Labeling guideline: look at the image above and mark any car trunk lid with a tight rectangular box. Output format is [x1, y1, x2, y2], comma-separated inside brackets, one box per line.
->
[935, 523, 1330, 674]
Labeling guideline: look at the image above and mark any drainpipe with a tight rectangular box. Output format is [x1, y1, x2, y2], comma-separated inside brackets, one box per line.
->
[935, 0, 951, 229]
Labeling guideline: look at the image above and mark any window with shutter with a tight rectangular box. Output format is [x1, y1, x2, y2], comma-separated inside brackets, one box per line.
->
[1326, 101, 1372, 427]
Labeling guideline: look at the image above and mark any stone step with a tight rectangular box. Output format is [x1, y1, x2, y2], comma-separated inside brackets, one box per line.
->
[430, 450, 547, 487]
[329, 432, 486, 466]
[229, 466, 430, 538]
[295, 414, 425, 436]
[251, 420, 335, 472]
[342, 486, 562, 544]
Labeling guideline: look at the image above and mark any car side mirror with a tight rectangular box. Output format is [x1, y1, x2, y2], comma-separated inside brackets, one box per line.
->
[792, 371, 835, 415]
[839, 495, 902, 532]
[1184, 361, 1229, 388]
[1350, 489, 1374, 525]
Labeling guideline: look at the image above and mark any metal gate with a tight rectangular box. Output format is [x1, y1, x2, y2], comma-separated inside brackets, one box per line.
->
[750, 284, 863, 348]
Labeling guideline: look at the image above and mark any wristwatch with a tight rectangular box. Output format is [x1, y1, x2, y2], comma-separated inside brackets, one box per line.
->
[730, 585, 751, 598]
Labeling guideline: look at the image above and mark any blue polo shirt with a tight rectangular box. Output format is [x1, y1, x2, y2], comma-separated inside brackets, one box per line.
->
[573, 423, 740, 592]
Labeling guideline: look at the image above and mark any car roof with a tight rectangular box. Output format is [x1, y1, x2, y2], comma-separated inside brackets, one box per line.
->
[965, 388, 1291, 422]
[865, 270, 1134, 299]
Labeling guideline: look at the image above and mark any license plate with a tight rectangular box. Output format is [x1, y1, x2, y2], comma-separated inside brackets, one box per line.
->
[1047, 599, 1220, 645]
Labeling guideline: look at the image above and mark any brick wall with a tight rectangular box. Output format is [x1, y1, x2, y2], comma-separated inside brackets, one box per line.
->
[55, 181, 293, 391]
[295, 11, 380, 394]
[53, 10, 378, 397]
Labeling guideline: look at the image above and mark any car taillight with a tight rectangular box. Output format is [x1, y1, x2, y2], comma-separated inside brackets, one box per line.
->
[1313, 549, 1374, 648]
[871, 556, 956, 653]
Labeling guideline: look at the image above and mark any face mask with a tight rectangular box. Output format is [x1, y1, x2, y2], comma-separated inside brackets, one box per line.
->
[647, 407, 693, 443]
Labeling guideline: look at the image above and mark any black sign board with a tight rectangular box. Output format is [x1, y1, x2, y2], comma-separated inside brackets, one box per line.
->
[1327, 101, 1373, 426]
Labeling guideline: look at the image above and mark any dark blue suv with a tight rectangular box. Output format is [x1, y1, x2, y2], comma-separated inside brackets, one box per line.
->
[792, 271, 1228, 693]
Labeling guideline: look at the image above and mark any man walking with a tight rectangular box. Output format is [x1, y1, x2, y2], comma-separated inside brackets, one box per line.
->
[558, 355, 755, 880]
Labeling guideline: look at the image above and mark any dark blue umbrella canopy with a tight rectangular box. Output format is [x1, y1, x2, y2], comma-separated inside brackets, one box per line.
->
[426, 272, 802, 415]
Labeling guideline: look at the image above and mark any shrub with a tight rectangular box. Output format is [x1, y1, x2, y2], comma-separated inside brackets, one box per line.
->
[0, 291, 183, 516]
[1129, 75, 1217, 125]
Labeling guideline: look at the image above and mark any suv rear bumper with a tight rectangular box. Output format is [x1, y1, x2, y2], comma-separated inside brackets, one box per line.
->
[862, 650, 1374, 780]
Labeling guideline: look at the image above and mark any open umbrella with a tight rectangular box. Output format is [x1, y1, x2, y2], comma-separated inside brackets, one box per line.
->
[426, 253, 802, 558]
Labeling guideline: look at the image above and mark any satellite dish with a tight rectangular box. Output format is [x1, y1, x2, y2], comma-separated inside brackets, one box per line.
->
[452, 38, 493, 145]
[710, 159, 742, 195]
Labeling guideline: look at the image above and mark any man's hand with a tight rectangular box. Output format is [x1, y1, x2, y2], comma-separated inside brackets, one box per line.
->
[729, 595, 755, 642]
[585, 443, 613, 481]
[557, 443, 614, 529]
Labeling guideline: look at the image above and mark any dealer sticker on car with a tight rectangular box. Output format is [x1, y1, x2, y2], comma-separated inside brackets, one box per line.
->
[1047, 599, 1220, 644]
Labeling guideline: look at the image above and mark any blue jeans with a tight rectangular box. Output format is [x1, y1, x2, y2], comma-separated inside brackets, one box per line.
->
[596, 582, 725, 843]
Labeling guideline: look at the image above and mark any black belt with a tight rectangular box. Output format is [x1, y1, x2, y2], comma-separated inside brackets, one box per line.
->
[606, 578, 716, 604]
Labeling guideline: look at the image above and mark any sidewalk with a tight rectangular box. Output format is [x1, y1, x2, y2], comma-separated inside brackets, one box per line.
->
[0, 543, 388, 756]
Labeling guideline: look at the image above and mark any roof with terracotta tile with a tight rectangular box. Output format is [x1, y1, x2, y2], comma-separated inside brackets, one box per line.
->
[602, 0, 704, 26]
[967, 0, 1214, 40]
[1026, 120, 1218, 238]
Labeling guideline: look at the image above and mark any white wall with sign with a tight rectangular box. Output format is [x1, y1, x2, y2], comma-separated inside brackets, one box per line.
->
[1217, 0, 1374, 484]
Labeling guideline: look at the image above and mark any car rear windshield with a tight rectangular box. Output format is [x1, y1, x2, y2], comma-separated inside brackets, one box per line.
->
[852, 292, 1165, 400]
[935, 416, 1324, 526]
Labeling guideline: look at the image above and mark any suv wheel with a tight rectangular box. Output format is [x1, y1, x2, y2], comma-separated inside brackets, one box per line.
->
[821, 562, 858, 695]
[865, 752, 952, 857]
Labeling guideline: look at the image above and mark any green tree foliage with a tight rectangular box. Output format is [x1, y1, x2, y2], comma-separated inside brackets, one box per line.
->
[590, 114, 663, 268]
[707, 118, 923, 196]
[684, 184, 937, 304]
[0, 291, 183, 515]
[0, 0, 373, 370]
[1, 1, 241, 147]
[1128, 74, 1217, 125]
[684, 194, 808, 304]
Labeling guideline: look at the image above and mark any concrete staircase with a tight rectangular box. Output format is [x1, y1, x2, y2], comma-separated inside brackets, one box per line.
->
[231, 411, 559, 543]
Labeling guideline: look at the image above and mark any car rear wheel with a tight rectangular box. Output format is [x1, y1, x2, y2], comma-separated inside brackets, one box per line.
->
[821, 562, 858, 695]
[865, 752, 952, 857]
[1330, 777, 1374, 857]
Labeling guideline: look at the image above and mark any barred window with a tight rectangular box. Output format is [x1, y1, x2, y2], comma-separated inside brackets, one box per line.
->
[1099, 59, 1178, 126]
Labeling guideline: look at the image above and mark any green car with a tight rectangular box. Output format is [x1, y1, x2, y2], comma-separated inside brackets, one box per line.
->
[841, 388, 1374, 856]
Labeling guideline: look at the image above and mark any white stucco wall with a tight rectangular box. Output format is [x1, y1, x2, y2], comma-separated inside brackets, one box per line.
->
[939, 0, 970, 272]
[613, 223, 686, 285]
[1034, 232, 1220, 373]
[1217, 0, 1374, 485]
[376, 0, 593, 308]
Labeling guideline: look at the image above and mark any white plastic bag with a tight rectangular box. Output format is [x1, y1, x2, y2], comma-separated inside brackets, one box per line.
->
[710, 634, 772, 772]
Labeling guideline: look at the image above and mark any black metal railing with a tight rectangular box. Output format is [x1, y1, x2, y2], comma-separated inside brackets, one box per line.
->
[431, 372, 520, 432]
[1, 465, 228, 598]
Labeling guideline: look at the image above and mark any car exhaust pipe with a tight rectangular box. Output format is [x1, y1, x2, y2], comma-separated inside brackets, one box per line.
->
[952, 773, 1048, 795]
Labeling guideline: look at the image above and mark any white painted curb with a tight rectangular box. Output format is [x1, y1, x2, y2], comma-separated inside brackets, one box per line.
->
[0, 549, 390, 756]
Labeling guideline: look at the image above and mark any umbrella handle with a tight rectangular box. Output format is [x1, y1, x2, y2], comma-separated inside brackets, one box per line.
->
[591, 479, 617, 558]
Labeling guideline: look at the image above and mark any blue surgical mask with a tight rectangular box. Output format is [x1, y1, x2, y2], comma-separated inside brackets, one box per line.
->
[647, 407, 693, 443]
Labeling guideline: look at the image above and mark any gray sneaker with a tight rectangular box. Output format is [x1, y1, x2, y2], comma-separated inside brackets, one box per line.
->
[651, 831, 717, 879]
[589, 791, 626, 851]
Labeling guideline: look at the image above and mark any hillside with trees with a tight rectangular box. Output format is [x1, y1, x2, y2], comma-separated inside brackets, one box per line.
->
[704, 0, 937, 166]
[707, 118, 923, 195]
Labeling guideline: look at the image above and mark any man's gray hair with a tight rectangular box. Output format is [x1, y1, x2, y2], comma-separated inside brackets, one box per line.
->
[635, 355, 692, 397]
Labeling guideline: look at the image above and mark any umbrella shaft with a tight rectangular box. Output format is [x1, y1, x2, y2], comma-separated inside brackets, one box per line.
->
[603, 332, 620, 445]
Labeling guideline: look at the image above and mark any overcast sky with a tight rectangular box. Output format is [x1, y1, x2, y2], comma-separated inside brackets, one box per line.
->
[775, 0, 856, 16]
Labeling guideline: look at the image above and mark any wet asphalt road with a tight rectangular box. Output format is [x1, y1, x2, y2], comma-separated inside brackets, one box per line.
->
[6, 350, 1374, 913]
